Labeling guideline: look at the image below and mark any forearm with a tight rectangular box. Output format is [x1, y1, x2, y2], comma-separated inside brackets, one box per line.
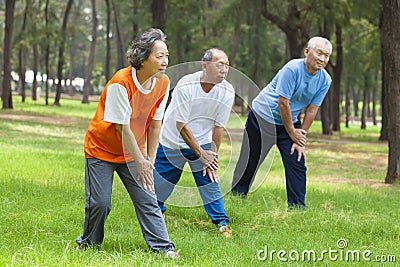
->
[278, 96, 296, 134]
[115, 124, 145, 163]
[176, 121, 202, 157]
[211, 126, 224, 153]
[147, 120, 162, 164]
[301, 105, 319, 132]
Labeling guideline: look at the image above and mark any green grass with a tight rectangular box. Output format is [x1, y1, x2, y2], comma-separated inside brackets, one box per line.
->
[1, 97, 399, 266]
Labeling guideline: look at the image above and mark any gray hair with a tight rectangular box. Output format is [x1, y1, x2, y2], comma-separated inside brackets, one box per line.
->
[201, 48, 225, 62]
[126, 28, 167, 69]
[307, 37, 332, 54]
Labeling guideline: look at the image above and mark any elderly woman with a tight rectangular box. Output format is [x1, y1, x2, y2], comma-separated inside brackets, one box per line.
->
[75, 28, 179, 258]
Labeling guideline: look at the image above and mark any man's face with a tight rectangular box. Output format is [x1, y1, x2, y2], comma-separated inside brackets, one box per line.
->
[203, 50, 229, 84]
[304, 43, 331, 72]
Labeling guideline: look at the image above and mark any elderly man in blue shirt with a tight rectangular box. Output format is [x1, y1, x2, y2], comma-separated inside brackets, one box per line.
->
[231, 37, 332, 209]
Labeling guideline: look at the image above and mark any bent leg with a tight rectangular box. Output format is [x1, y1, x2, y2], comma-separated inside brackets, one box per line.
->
[188, 145, 230, 226]
[232, 111, 275, 196]
[117, 162, 175, 252]
[276, 124, 307, 208]
[154, 145, 185, 212]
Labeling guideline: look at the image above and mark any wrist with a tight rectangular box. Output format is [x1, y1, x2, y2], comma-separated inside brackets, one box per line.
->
[195, 146, 204, 158]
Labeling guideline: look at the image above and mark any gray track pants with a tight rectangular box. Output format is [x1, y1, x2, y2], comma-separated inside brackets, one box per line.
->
[76, 158, 175, 252]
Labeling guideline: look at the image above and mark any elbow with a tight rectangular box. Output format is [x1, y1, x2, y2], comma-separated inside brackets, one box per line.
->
[176, 121, 185, 132]
[278, 98, 288, 110]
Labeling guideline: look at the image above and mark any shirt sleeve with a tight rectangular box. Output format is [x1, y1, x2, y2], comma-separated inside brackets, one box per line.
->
[310, 76, 332, 106]
[152, 82, 170, 121]
[104, 83, 132, 124]
[172, 85, 191, 124]
[276, 66, 296, 100]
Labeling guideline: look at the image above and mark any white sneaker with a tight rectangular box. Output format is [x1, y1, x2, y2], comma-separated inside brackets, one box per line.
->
[219, 225, 233, 238]
[165, 249, 181, 259]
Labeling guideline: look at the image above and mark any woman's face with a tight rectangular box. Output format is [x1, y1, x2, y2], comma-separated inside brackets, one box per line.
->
[141, 40, 169, 78]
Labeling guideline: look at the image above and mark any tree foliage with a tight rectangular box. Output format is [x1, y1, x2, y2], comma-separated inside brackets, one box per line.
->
[0, 0, 386, 127]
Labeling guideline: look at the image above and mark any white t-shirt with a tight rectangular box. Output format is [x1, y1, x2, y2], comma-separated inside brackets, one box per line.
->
[160, 71, 235, 149]
[104, 68, 170, 124]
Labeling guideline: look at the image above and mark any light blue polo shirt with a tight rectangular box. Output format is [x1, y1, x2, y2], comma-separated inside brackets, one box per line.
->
[252, 58, 332, 125]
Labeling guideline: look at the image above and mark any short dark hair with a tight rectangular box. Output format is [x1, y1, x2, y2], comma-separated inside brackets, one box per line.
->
[126, 28, 167, 69]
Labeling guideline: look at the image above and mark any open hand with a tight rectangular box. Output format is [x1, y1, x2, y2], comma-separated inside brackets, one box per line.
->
[199, 149, 219, 171]
[290, 143, 306, 162]
[289, 128, 307, 146]
[136, 159, 155, 191]
[203, 167, 220, 183]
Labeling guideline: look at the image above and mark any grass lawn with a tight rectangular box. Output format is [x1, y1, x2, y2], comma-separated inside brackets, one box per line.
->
[0, 97, 399, 266]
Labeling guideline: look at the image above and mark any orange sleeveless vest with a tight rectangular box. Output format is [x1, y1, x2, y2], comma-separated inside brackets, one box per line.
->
[84, 66, 169, 163]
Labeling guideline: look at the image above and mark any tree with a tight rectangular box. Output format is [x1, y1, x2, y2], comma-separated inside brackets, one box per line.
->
[151, 0, 165, 30]
[381, 0, 400, 183]
[54, 0, 74, 106]
[67, 0, 84, 96]
[261, 0, 311, 59]
[82, 0, 97, 104]
[105, 0, 111, 81]
[379, 12, 388, 141]
[1, 0, 16, 109]
[44, 0, 50, 105]
[17, 0, 29, 103]
[112, 0, 125, 69]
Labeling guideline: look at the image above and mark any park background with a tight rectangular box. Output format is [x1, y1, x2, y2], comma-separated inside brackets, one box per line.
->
[0, 0, 399, 266]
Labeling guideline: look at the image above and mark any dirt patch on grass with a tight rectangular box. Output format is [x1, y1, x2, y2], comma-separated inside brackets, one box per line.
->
[308, 176, 391, 188]
[0, 113, 89, 128]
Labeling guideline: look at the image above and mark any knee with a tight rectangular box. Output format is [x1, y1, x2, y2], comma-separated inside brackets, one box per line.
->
[87, 199, 111, 214]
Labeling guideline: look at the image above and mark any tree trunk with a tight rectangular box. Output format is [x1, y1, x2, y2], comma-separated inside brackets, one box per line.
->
[320, 89, 332, 135]
[176, 32, 184, 63]
[345, 80, 351, 128]
[67, 0, 83, 96]
[105, 0, 111, 81]
[44, 0, 50, 105]
[261, 0, 309, 59]
[54, 0, 74, 107]
[382, 0, 400, 183]
[151, 0, 165, 30]
[112, 0, 125, 69]
[18, 0, 29, 103]
[229, 22, 240, 68]
[132, 0, 139, 36]
[82, 0, 97, 104]
[32, 44, 38, 101]
[379, 7, 388, 141]
[331, 25, 343, 132]
[372, 70, 378, 125]
[2, 0, 16, 109]
[352, 87, 359, 118]
[360, 79, 368, 130]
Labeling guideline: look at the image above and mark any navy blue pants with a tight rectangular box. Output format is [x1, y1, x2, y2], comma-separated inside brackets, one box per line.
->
[231, 110, 307, 208]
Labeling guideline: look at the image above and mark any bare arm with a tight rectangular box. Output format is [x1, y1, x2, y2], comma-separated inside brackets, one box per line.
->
[278, 96, 307, 146]
[301, 104, 319, 132]
[115, 124, 154, 190]
[176, 121, 202, 157]
[289, 104, 319, 162]
[176, 121, 219, 181]
[211, 126, 224, 153]
[147, 119, 162, 164]
[206, 126, 225, 182]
